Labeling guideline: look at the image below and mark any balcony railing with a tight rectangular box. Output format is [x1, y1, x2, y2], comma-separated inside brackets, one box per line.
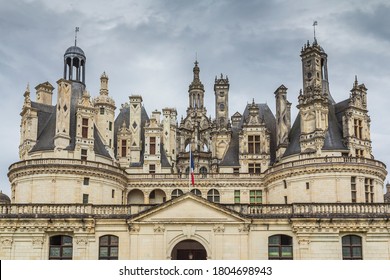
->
[0, 203, 389, 219]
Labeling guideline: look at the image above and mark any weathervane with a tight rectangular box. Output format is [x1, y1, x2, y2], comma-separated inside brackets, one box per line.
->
[313, 21, 318, 41]
[75, 27, 80, 46]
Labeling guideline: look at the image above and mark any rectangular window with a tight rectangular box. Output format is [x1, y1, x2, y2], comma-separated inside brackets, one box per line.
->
[284, 196, 288, 204]
[233, 168, 240, 175]
[150, 137, 156, 155]
[112, 189, 115, 199]
[283, 180, 287, 189]
[83, 177, 89, 185]
[356, 149, 364, 157]
[81, 149, 88, 161]
[354, 119, 363, 139]
[306, 182, 310, 190]
[249, 190, 262, 204]
[351, 176, 357, 203]
[248, 163, 261, 174]
[83, 194, 89, 204]
[234, 190, 240, 204]
[365, 178, 374, 203]
[109, 121, 112, 131]
[149, 164, 156, 174]
[82, 118, 88, 138]
[248, 135, 260, 154]
[121, 140, 127, 157]
[100, 107, 105, 115]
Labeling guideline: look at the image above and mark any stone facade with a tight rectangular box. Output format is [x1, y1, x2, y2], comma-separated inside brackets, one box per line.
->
[1, 37, 389, 260]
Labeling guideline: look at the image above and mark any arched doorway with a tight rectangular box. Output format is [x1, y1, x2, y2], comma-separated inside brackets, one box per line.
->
[171, 239, 207, 260]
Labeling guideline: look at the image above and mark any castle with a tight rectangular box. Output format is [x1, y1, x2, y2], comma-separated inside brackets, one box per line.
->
[0, 35, 389, 260]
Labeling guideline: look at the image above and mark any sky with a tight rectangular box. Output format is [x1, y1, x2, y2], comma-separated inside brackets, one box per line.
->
[1, 0, 390, 195]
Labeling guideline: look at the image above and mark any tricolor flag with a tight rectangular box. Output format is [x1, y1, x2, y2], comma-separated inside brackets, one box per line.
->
[190, 150, 195, 186]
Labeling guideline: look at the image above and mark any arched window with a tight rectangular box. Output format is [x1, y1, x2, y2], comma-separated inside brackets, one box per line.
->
[207, 189, 220, 203]
[342, 235, 362, 260]
[99, 235, 119, 260]
[199, 167, 207, 178]
[268, 235, 293, 260]
[191, 189, 202, 196]
[49, 235, 73, 260]
[171, 189, 184, 199]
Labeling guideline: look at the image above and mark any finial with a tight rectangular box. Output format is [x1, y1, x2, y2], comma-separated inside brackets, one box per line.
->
[354, 75, 358, 87]
[313, 21, 318, 43]
[74, 27, 80, 46]
[26, 82, 30, 93]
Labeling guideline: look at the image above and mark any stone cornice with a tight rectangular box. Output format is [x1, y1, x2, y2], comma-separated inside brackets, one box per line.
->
[264, 156, 387, 184]
[8, 159, 127, 185]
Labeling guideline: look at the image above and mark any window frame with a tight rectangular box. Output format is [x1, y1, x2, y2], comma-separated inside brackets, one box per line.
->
[49, 235, 73, 260]
[171, 189, 184, 199]
[342, 235, 363, 260]
[207, 189, 220, 203]
[268, 234, 293, 260]
[248, 135, 260, 154]
[249, 190, 262, 204]
[99, 235, 119, 260]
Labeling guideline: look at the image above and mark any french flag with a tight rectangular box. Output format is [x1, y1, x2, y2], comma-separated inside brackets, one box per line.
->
[190, 150, 195, 186]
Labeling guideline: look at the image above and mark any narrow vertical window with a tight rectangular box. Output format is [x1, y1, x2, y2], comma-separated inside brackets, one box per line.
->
[121, 140, 127, 157]
[112, 189, 115, 199]
[234, 190, 240, 204]
[149, 164, 156, 174]
[150, 137, 156, 155]
[83, 177, 89, 185]
[364, 178, 374, 203]
[83, 194, 89, 204]
[109, 121, 113, 131]
[351, 177, 357, 203]
[81, 149, 88, 161]
[100, 107, 105, 115]
[82, 118, 88, 138]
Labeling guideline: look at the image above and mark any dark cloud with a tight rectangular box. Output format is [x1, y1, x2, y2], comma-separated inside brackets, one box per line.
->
[1, 0, 390, 194]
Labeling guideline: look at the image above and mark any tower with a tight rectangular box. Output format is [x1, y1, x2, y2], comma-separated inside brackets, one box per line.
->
[298, 40, 330, 154]
[214, 74, 229, 128]
[274, 85, 291, 160]
[93, 72, 116, 153]
[129, 95, 143, 163]
[187, 61, 206, 115]
[19, 85, 38, 159]
[342, 76, 372, 158]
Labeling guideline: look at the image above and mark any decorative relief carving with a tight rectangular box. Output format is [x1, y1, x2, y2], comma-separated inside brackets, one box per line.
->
[75, 237, 88, 246]
[32, 237, 44, 247]
[1, 237, 13, 247]
[213, 224, 225, 233]
[154, 225, 165, 233]
[128, 224, 140, 233]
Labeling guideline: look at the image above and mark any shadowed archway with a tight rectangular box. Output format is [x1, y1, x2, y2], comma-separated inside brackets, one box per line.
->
[171, 239, 207, 260]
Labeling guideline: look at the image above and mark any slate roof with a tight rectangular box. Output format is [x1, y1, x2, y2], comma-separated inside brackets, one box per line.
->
[283, 102, 348, 157]
[29, 82, 110, 158]
[220, 103, 277, 166]
[113, 105, 172, 168]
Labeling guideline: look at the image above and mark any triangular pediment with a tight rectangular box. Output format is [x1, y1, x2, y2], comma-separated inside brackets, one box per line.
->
[130, 193, 247, 223]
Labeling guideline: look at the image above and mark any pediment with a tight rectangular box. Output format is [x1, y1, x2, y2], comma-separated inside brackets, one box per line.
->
[130, 193, 247, 223]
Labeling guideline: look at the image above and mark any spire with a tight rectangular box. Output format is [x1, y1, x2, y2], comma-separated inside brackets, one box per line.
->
[189, 60, 204, 91]
[74, 27, 79, 46]
[23, 83, 31, 107]
[313, 21, 318, 44]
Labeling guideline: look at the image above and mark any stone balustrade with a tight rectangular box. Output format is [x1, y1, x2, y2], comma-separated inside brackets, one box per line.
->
[1, 203, 389, 219]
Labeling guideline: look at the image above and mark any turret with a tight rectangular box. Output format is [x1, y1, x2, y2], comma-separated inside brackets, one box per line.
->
[274, 85, 291, 160]
[187, 61, 206, 114]
[93, 72, 116, 153]
[19, 84, 38, 159]
[129, 95, 143, 163]
[214, 74, 229, 128]
[298, 40, 330, 154]
[35, 82, 54, 106]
